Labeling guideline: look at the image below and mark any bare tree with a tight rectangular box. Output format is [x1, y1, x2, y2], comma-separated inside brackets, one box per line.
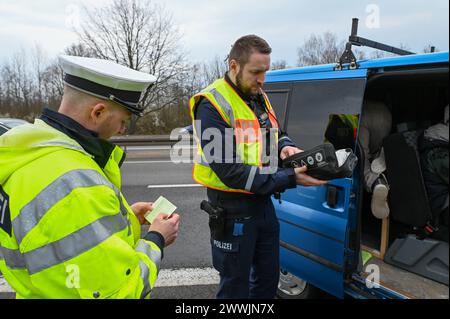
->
[186, 56, 228, 97]
[11, 50, 33, 112]
[64, 43, 95, 57]
[41, 59, 65, 108]
[369, 50, 389, 59]
[76, 0, 188, 123]
[297, 32, 366, 66]
[185, 63, 205, 98]
[297, 32, 344, 66]
[201, 55, 228, 87]
[271, 60, 287, 70]
[0, 47, 65, 119]
[0, 49, 37, 119]
[32, 45, 46, 107]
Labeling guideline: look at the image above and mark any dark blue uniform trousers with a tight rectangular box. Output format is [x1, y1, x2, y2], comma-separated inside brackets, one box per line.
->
[208, 193, 280, 299]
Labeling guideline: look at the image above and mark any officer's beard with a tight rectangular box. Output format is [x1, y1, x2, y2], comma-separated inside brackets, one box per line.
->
[236, 69, 256, 97]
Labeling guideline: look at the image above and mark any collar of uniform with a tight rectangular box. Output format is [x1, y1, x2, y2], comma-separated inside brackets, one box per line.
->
[39, 108, 125, 169]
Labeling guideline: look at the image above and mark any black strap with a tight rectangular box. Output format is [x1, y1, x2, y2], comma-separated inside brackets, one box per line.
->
[64, 74, 144, 116]
[65, 74, 142, 104]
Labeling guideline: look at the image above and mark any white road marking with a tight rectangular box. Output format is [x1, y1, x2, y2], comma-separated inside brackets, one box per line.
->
[126, 145, 195, 151]
[124, 160, 180, 164]
[0, 277, 13, 294]
[147, 184, 202, 189]
[0, 268, 219, 295]
[155, 267, 219, 287]
[124, 160, 194, 164]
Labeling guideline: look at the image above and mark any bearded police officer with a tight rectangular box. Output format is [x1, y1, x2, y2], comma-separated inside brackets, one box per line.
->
[190, 35, 327, 299]
[0, 55, 180, 299]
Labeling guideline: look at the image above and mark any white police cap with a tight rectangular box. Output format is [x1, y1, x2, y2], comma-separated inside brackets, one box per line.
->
[59, 55, 156, 116]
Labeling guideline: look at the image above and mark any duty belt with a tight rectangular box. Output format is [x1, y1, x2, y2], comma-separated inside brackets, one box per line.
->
[200, 200, 253, 220]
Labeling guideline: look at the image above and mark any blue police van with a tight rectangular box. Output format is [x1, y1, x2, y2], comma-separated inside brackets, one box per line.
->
[264, 20, 449, 299]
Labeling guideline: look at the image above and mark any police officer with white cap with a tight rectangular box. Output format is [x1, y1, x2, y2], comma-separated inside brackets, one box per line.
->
[0, 56, 180, 299]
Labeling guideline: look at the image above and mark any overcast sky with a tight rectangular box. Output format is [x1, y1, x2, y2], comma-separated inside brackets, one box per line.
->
[0, 0, 448, 66]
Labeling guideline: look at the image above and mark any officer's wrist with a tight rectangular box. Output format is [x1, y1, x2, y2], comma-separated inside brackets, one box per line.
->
[286, 167, 297, 188]
[279, 142, 296, 150]
[144, 231, 166, 258]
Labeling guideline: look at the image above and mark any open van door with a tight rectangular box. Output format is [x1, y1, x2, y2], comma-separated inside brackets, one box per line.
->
[265, 68, 368, 298]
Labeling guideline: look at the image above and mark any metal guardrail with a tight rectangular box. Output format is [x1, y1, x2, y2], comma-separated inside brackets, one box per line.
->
[110, 134, 192, 146]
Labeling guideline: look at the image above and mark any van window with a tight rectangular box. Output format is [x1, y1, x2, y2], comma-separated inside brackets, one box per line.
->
[264, 82, 293, 130]
[285, 78, 366, 151]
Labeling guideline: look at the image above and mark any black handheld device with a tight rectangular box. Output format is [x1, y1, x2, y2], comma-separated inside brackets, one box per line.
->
[282, 143, 358, 180]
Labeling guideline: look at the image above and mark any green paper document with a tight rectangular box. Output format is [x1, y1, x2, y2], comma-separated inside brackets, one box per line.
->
[144, 196, 177, 224]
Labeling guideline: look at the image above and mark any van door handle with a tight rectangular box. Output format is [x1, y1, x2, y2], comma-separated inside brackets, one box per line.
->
[326, 186, 339, 208]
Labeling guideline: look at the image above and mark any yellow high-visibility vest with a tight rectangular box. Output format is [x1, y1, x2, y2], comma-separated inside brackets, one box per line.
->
[189, 78, 279, 193]
[0, 120, 160, 299]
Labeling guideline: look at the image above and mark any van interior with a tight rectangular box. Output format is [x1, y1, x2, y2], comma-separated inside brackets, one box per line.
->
[359, 65, 449, 298]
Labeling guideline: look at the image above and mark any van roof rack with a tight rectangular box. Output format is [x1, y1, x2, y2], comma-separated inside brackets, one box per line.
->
[336, 18, 416, 70]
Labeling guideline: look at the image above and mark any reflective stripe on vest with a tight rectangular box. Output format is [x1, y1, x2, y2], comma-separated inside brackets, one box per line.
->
[138, 260, 152, 299]
[1, 212, 128, 274]
[3, 168, 131, 274]
[13, 169, 126, 246]
[136, 239, 162, 298]
[136, 240, 161, 274]
[0, 246, 25, 269]
[189, 78, 279, 193]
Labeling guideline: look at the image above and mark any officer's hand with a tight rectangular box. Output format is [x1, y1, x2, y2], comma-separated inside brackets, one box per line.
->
[280, 146, 303, 160]
[294, 166, 328, 186]
[131, 202, 154, 225]
[149, 213, 181, 247]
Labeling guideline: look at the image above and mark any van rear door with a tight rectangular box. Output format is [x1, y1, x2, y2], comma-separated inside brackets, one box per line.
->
[265, 68, 367, 298]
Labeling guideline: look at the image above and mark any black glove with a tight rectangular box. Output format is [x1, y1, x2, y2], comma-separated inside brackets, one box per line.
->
[282, 143, 358, 180]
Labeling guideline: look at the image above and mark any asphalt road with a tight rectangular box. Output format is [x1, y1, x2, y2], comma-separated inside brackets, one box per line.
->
[121, 149, 219, 299]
